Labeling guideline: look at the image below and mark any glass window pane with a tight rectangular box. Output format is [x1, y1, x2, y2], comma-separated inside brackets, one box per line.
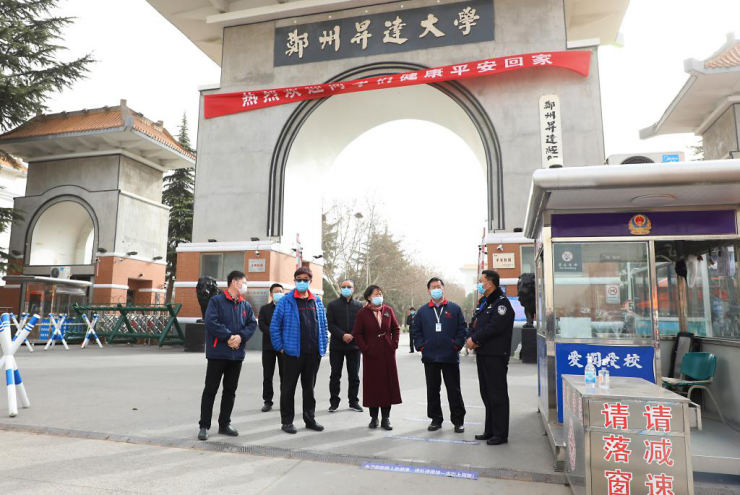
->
[200, 254, 222, 279]
[553, 242, 651, 339]
[222, 253, 245, 280]
[521, 245, 535, 274]
[708, 243, 740, 339]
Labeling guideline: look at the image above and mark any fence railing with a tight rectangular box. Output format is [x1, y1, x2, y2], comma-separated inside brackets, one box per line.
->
[69, 303, 184, 347]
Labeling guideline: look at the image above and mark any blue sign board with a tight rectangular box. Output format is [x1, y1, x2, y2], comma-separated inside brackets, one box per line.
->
[555, 343, 655, 422]
[661, 154, 680, 162]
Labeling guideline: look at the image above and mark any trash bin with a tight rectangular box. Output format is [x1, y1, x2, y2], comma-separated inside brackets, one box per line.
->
[184, 322, 205, 353]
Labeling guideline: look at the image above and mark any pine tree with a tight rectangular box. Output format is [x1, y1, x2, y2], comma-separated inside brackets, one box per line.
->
[163, 112, 195, 302]
[0, 0, 93, 270]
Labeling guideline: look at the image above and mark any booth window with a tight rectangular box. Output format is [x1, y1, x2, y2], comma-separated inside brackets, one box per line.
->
[553, 242, 651, 339]
[654, 241, 740, 340]
[200, 253, 245, 280]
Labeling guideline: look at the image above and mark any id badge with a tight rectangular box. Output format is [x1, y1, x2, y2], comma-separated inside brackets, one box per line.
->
[435, 323, 442, 333]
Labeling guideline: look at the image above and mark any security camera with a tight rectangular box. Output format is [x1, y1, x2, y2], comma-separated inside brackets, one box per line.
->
[255, 250, 261, 257]
[496, 244, 504, 252]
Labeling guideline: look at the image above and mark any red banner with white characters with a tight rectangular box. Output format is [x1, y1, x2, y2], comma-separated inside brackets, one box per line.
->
[204, 50, 591, 118]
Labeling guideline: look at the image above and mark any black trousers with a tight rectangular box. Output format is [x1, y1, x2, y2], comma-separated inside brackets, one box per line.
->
[281, 353, 321, 426]
[262, 350, 283, 405]
[199, 358, 243, 429]
[409, 331, 415, 352]
[369, 406, 391, 419]
[424, 362, 466, 426]
[329, 349, 360, 407]
[476, 355, 510, 439]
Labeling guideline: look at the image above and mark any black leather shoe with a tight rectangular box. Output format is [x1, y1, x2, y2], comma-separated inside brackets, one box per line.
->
[369, 418, 379, 429]
[475, 433, 493, 441]
[306, 422, 325, 432]
[282, 424, 297, 434]
[349, 403, 364, 413]
[218, 425, 238, 437]
[261, 403, 272, 412]
[454, 425, 465, 433]
[381, 419, 393, 431]
[487, 436, 508, 445]
[328, 404, 338, 412]
[197, 428, 208, 441]
[428, 423, 442, 431]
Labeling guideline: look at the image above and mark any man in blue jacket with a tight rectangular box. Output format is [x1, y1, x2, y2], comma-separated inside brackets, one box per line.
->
[198, 270, 257, 441]
[271, 267, 329, 434]
[412, 277, 468, 433]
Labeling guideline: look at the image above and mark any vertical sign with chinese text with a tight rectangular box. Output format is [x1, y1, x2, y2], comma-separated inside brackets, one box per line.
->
[539, 94, 563, 168]
[275, 0, 495, 66]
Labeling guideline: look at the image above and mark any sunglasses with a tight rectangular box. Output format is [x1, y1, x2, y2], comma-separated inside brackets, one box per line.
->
[295, 278, 310, 282]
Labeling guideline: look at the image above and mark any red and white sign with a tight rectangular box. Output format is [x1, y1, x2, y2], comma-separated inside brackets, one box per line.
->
[204, 50, 591, 118]
[605, 469, 633, 495]
[644, 405, 672, 432]
[602, 402, 630, 430]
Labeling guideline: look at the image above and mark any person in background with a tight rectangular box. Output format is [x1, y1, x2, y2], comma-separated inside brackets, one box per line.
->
[270, 267, 329, 434]
[412, 277, 468, 433]
[258, 283, 284, 412]
[406, 307, 416, 353]
[353, 285, 402, 430]
[467, 270, 515, 446]
[198, 271, 257, 441]
[326, 279, 364, 413]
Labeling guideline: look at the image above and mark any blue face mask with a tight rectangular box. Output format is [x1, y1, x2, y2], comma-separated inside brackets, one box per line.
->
[272, 293, 283, 303]
[341, 287, 353, 298]
[295, 280, 310, 292]
[410, 311, 416, 316]
[430, 288, 444, 300]
[477, 283, 486, 294]
[371, 296, 383, 306]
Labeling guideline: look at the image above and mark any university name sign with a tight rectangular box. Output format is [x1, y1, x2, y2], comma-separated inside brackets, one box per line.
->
[274, 0, 495, 66]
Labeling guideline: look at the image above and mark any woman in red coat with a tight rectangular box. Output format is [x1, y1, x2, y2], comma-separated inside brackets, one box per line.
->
[353, 285, 402, 430]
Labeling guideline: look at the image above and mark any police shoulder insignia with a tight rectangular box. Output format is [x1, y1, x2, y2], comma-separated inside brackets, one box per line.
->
[497, 305, 507, 315]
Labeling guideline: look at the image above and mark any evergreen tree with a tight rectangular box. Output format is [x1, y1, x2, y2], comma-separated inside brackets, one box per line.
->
[0, 0, 93, 270]
[163, 112, 195, 302]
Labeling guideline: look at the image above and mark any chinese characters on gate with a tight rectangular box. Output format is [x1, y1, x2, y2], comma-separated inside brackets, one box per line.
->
[539, 93, 563, 168]
[275, 0, 495, 66]
[601, 402, 677, 495]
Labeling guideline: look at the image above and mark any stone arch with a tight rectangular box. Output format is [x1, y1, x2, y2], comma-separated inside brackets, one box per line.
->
[267, 61, 503, 238]
[27, 196, 99, 266]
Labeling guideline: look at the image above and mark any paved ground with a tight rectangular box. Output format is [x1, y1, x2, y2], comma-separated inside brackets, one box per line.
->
[0, 334, 738, 494]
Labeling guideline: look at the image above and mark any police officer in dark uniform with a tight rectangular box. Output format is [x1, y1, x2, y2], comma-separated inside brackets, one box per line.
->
[467, 269, 514, 445]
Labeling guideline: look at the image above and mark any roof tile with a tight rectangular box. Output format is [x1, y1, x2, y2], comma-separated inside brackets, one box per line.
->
[705, 41, 740, 69]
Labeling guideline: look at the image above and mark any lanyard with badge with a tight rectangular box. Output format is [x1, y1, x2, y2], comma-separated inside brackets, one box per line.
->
[433, 305, 446, 332]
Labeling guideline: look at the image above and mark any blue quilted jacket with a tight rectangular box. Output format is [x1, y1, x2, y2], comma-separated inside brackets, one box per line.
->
[270, 289, 328, 357]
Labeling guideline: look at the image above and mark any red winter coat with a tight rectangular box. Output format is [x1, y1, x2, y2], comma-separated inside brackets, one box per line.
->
[353, 305, 402, 407]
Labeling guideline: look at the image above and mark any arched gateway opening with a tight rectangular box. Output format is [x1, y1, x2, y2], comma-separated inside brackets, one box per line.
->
[29, 200, 96, 266]
[268, 62, 503, 245]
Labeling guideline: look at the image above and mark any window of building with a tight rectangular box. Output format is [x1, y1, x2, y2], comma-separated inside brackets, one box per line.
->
[520, 244, 535, 274]
[200, 253, 245, 280]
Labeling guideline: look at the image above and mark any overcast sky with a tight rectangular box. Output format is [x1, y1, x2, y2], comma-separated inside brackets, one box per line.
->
[43, 0, 740, 285]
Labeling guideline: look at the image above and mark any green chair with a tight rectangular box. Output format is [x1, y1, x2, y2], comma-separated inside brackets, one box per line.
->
[662, 352, 725, 424]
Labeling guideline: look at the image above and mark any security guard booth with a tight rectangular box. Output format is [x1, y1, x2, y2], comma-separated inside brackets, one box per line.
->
[523, 160, 740, 471]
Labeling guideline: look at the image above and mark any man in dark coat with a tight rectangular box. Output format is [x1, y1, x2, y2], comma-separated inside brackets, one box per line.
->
[412, 277, 468, 433]
[405, 307, 416, 353]
[326, 279, 364, 413]
[467, 269, 515, 446]
[258, 283, 284, 412]
[198, 270, 257, 441]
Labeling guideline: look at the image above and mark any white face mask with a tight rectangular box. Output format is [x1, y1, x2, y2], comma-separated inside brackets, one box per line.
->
[238, 281, 248, 296]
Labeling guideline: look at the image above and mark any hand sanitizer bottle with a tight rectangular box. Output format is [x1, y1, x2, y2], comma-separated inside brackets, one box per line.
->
[585, 355, 597, 386]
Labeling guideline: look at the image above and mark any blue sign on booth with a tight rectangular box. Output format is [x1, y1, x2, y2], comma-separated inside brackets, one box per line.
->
[555, 343, 655, 422]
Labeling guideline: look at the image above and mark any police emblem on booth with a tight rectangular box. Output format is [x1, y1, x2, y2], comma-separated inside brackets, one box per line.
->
[628, 214, 652, 235]
[497, 305, 507, 315]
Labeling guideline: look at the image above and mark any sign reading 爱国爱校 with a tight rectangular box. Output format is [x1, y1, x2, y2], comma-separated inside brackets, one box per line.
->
[274, 0, 495, 66]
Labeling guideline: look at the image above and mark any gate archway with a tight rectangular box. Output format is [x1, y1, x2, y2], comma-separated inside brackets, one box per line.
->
[267, 61, 504, 240]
